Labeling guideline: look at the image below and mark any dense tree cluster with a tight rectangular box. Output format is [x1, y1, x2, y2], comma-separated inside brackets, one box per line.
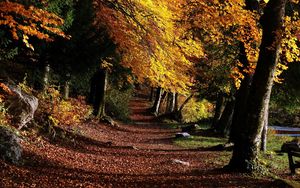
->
[1, 0, 300, 173]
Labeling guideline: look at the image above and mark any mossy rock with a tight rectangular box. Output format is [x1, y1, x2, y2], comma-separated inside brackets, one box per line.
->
[0, 125, 22, 164]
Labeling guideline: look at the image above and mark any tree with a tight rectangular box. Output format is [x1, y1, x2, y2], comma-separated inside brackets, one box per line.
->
[228, 0, 288, 172]
[93, 0, 204, 95]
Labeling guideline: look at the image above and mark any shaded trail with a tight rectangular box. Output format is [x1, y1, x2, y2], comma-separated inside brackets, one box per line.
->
[1, 97, 273, 187]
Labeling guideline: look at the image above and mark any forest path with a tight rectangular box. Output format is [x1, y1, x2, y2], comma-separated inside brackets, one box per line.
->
[1, 96, 273, 187]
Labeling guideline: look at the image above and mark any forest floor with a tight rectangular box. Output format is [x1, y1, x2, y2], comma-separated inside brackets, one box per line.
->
[0, 96, 294, 187]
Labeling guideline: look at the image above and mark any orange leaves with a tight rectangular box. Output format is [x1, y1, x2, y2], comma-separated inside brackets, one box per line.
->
[94, 0, 205, 94]
[0, 1, 69, 50]
[38, 87, 92, 127]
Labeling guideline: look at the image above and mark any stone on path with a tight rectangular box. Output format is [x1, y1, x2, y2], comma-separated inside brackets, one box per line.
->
[175, 132, 191, 138]
[172, 159, 190, 166]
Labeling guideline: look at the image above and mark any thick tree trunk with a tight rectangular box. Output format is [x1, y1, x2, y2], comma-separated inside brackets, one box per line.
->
[229, 0, 261, 143]
[90, 69, 108, 117]
[212, 93, 227, 130]
[228, 0, 287, 172]
[229, 44, 252, 143]
[261, 90, 271, 152]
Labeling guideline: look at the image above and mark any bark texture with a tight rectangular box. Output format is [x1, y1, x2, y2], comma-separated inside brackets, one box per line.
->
[212, 93, 227, 130]
[150, 87, 163, 115]
[228, 0, 287, 172]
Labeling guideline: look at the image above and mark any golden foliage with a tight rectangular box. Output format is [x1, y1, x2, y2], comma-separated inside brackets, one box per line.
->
[94, 0, 205, 94]
[38, 87, 92, 127]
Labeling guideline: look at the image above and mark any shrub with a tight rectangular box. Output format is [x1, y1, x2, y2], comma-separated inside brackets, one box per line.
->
[37, 86, 93, 127]
[182, 98, 213, 123]
[0, 82, 12, 126]
[106, 87, 132, 121]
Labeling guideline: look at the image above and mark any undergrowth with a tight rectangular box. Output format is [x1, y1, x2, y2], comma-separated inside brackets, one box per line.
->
[37, 86, 93, 128]
[106, 87, 132, 122]
[181, 98, 213, 123]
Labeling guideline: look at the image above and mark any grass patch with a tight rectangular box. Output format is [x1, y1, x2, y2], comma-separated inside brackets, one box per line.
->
[173, 127, 297, 175]
[174, 135, 227, 149]
[260, 131, 295, 173]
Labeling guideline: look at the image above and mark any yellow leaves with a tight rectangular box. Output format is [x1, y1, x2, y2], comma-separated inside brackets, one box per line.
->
[22, 34, 34, 51]
[94, 0, 203, 94]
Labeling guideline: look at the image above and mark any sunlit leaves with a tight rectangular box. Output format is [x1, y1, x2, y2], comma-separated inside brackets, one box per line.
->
[94, 0, 205, 94]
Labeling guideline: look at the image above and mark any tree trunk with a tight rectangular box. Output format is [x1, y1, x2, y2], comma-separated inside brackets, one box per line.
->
[90, 69, 108, 117]
[229, 0, 261, 144]
[170, 92, 176, 112]
[172, 93, 194, 122]
[229, 44, 253, 143]
[63, 73, 71, 100]
[178, 93, 194, 113]
[43, 63, 50, 90]
[215, 97, 235, 137]
[174, 93, 179, 111]
[150, 87, 163, 115]
[166, 92, 176, 113]
[97, 69, 108, 118]
[261, 90, 271, 152]
[149, 87, 154, 102]
[63, 81, 70, 100]
[228, 0, 287, 172]
[212, 93, 227, 130]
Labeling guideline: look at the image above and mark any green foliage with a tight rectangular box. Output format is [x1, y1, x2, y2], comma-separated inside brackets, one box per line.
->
[45, 0, 75, 30]
[106, 87, 132, 121]
[271, 63, 300, 116]
[181, 98, 214, 123]
[0, 31, 18, 61]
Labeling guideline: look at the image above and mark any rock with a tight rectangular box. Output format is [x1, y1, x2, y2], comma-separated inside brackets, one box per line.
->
[100, 116, 119, 127]
[6, 84, 38, 129]
[0, 126, 22, 164]
[281, 139, 300, 152]
[172, 159, 190, 166]
[181, 124, 199, 133]
[175, 132, 191, 138]
[293, 116, 300, 125]
[210, 142, 234, 151]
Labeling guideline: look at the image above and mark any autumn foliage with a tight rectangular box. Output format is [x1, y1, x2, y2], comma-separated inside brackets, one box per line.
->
[0, 1, 69, 50]
[37, 87, 92, 127]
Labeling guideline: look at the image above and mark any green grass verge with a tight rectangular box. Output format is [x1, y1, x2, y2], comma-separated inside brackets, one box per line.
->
[174, 135, 227, 149]
[173, 127, 297, 175]
[260, 132, 295, 173]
